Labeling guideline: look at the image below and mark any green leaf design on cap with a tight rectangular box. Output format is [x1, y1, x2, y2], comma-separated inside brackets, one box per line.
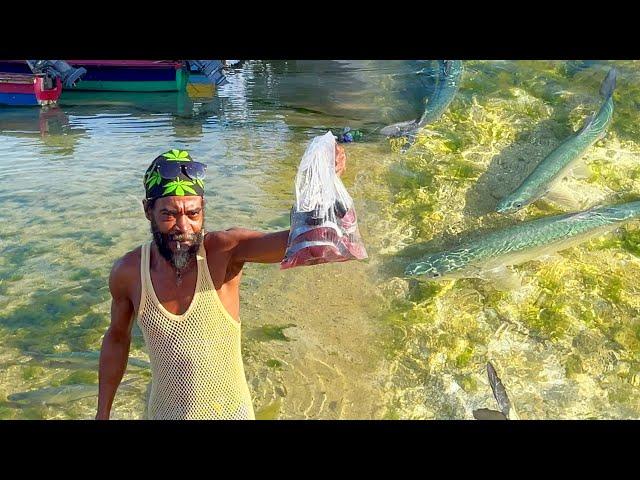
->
[195, 178, 204, 189]
[162, 149, 191, 161]
[163, 179, 197, 196]
[145, 170, 162, 189]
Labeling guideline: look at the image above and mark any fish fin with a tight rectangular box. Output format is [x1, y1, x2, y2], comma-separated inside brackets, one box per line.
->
[380, 119, 418, 137]
[479, 266, 522, 291]
[538, 252, 563, 262]
[577, 114, 595, 135]
[473, 408, 508, 420]
[544, 183, 583, 210]
[569, 161, 591, 179]
[600, 67, 617, 99]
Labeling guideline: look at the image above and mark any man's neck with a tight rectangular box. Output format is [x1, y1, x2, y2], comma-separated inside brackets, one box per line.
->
[150, 242, 197, 280]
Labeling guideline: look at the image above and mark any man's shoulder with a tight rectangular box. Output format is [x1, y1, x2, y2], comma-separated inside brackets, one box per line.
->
[204, 229, 243, 253]
[111, 245, 143, 278]
[108, 245, 142, 297]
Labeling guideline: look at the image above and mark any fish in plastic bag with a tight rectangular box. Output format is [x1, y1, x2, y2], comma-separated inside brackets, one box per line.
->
[281, 131, 367, 269]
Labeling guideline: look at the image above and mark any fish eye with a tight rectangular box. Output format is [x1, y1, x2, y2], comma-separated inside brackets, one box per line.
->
[515, 202, 522, 208]
[432, 272, 441, 278]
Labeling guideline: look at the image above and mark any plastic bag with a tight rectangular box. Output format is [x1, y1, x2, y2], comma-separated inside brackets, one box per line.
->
[281, 131, 368, 269]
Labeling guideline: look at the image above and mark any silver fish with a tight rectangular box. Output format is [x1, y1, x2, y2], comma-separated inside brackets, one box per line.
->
[405, 201, 640, 285]
[496, 68, 617, 214]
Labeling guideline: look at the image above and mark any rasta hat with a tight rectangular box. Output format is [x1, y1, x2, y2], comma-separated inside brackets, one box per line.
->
[143, 149, 207, 200]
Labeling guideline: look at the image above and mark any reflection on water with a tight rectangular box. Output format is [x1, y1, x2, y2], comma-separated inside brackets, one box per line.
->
[0, 60, 639, 420]
[241, 60, 435, 126]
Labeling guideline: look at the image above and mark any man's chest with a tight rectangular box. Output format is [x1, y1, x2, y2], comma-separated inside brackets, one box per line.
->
[131, 249, 241, 321]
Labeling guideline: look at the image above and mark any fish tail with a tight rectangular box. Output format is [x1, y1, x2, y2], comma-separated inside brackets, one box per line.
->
[580, 67, 617, 135]
[487, 362, 512, 416]
[442, 60, 462, 77]
[600, 67, 617, 99]
[442, 60, 452, 76]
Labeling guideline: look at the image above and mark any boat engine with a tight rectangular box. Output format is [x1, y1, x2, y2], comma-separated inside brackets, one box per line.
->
[26, 60, 87, 88]
[187, 60, 229, 86]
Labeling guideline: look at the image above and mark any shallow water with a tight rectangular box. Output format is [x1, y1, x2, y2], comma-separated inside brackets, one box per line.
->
[378, 60, 640, 419]
[0, 60, 639, 419]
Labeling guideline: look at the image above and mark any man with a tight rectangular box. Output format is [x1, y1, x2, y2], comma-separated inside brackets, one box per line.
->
[96, 145, 347, 420]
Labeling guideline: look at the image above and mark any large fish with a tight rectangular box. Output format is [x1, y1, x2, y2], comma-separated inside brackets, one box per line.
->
[380, 60, 463, 137]
[496, 68, 617, 214]
[405, 201, 640, 287]
[473, 362, 519, 420]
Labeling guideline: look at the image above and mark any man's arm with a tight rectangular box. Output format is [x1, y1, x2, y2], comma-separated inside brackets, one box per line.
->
[229, 228, 290, 264]
[225, 144, 347, 265]
[95, 257, 136, 420]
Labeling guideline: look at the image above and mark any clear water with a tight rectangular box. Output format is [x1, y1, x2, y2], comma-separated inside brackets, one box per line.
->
[0, 60, 639, 420]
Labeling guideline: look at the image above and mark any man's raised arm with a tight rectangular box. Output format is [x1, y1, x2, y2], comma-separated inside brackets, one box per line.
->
[228, 228, 290, 264]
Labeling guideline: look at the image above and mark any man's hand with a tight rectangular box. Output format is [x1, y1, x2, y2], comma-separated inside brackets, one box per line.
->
[335, 144, 346, 177]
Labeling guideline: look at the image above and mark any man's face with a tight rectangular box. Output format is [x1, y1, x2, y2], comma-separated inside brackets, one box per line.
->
[145, 196, 205, 271]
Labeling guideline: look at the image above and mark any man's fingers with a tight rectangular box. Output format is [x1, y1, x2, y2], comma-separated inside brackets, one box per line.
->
[335, 144, 347, 176]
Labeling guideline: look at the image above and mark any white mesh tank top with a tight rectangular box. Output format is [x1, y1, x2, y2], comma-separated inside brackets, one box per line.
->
[137, 241, 255, 420]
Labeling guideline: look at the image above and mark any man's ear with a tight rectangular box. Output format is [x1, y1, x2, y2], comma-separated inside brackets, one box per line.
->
[143, 199, 152, 221]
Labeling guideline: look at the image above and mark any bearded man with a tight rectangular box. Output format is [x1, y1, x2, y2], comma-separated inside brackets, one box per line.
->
[95, 147, 346, 420]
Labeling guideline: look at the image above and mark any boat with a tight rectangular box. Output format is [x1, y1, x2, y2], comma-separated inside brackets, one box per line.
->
[65, 60, 189, 92]
[0, 60, 189, 92]
[0, 72, 62, 106]
[0, 60, 243, 94]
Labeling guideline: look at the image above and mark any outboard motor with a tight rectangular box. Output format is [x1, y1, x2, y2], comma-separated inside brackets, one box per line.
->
[26, 60, 87, 89]
[187, 60, 229, 86]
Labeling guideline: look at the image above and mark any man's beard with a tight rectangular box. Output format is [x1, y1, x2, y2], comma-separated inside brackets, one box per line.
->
[150, 218, 205, 275]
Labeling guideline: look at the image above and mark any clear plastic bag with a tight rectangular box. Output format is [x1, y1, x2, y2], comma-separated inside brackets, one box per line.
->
[281, 131, 368, 269]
